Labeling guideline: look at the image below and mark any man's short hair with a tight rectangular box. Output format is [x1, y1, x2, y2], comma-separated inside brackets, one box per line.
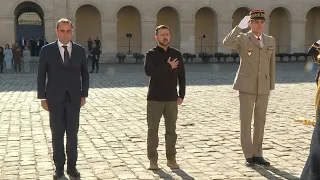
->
[155, 25, 170, 35]
[56, 18, 73, 29]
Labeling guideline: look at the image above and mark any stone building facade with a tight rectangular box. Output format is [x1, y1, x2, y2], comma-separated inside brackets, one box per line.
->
[0, 0, 319, 62]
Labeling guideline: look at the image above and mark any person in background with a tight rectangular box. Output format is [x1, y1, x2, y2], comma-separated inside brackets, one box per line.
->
[4, 44, 13, 73]
[13, 43, 22, 72]
[23, 46, 31, 73]
[90, 43, 101, 73]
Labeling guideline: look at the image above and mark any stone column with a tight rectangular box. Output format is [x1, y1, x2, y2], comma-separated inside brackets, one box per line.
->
[101, 19, 117, 63]
[141, 19, 157, 54]
[290, 19, 306, 53]
[44, 17, 56, 42]
[0, 16, 15, 44]
[180, 20, 195, 54]
[217, 20, 232, 53]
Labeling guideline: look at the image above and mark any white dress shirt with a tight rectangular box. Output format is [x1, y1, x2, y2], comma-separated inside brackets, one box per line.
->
[253, 34, 263, 48]
[57, 40, 72, 61]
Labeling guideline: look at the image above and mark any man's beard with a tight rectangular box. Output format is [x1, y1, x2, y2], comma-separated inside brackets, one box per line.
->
[159, 40, 169, 47]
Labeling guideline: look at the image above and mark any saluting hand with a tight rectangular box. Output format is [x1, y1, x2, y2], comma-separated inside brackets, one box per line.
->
[167, 57, 179, 69]
[238, 15, 250, 29]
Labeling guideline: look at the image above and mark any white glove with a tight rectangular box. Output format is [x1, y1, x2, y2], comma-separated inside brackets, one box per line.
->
[238, 15, 250, 29]
[316, 40, 320, 44]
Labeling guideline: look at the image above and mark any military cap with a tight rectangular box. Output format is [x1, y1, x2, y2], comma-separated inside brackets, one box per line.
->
[249, 10, 266, 21]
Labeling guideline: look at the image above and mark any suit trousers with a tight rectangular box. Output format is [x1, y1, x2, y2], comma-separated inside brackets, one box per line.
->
[239, 91, 269, 158]
[147, 101, 178, 161]
[91, 57, 99, 71]
[49, 91, 80, 169]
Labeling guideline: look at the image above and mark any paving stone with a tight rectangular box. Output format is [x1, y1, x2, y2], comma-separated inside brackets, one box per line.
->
[0, 63, 315, 179]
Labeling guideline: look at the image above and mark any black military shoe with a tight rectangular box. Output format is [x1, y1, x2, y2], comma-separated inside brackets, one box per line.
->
[245, 158, 254, 167]
[53, 168, 64, 179]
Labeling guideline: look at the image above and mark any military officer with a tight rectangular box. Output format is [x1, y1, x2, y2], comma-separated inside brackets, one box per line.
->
[300, 40, 320, 180]
[222, 10, 276, 166]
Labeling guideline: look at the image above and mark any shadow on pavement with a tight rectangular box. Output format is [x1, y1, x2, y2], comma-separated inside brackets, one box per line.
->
[252, 165, 300, 180]
[151, 169, 174, 179]
[172, 168, 195, 180]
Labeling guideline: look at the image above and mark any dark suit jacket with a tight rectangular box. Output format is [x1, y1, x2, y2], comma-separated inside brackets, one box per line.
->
[37, 40, 89, 106]
[19, 39, 26, 47]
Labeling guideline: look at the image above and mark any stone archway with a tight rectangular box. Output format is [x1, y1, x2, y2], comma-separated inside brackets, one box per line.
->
[156, 7, 180, 49]
[75, 4, 102, 53]
[232, 7, 251, 32]
[117, 6, 142, 54]
[14, 1, 45, 56]
[194, 7, 217, 53]
[269, 7, 291, 53]
[305, 7, 320, 50]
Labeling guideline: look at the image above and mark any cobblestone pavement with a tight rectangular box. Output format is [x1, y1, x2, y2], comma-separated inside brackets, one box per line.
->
[0, 62, 318, 180]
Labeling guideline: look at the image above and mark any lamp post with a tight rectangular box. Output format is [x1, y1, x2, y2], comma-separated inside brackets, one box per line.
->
[126, 33, 132, 54]
[199, 34, 206, 53]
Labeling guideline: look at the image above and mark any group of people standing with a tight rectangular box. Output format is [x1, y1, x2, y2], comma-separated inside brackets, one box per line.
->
[0, 43, 31, 73]
[35, 9, 319, 179]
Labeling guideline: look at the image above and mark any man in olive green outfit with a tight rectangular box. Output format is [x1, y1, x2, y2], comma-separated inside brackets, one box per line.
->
[144, 25, 186, 170]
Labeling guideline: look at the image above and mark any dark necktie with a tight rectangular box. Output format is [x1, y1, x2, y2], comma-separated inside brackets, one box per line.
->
[62, 45, 69, 67]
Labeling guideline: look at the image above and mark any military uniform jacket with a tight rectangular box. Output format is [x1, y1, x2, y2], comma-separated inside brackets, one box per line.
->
[223, 26, 276, 95]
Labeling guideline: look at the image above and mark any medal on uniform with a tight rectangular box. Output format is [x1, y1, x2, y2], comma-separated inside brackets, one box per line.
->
[248, 51, 252, 56]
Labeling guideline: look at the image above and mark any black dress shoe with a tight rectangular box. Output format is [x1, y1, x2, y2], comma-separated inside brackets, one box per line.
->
[53, 168, 64, 179]
[245, 158, 254, 166]
[253, 157, 270, 166]
[67, 167, 81, 178]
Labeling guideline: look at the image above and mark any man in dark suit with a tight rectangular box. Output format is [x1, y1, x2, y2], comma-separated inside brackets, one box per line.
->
[20, 36, 26, 51]
[37, 18, 89, 179]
